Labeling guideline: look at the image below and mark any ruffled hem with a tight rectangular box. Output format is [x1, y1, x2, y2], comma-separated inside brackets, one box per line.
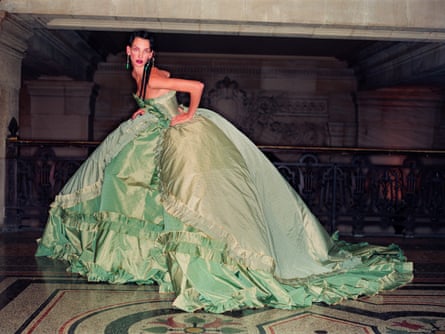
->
[162, 191, 276, 274]
[53, 180, 102, 209]
[36, 202, 413, 314]
[35, 208, 170, 287]
[168, 237, 413, 313]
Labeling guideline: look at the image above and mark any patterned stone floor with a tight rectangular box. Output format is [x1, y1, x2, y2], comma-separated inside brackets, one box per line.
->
[0, 231, 444, 334]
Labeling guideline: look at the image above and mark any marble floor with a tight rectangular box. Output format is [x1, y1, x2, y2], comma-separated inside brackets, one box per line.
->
[0, 231, 444, 334]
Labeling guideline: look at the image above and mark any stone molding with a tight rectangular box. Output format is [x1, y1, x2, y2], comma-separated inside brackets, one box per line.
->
[2, 0, 445, 41]
[355, 42, 445, 89]
[0, 11, 33, 88]
[26, 28, 100, 80]
[0, 11, 32, 57]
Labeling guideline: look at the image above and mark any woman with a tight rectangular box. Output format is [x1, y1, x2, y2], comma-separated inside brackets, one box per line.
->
[36, 31, 413, 313]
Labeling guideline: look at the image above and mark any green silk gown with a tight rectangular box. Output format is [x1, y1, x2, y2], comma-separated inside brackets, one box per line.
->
[36, 90, 413, 313]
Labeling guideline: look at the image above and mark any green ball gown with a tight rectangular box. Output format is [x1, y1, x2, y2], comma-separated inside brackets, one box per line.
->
[36, 90, 413, 313]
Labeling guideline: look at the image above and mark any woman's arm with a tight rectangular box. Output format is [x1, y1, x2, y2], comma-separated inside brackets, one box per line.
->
[149, 75, 204, 126]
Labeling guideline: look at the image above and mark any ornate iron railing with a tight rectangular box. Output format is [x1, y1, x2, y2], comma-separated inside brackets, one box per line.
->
[5, 136, 445, 237]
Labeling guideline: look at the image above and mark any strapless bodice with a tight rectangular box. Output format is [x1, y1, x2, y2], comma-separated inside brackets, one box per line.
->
[134, 90, 180, 121]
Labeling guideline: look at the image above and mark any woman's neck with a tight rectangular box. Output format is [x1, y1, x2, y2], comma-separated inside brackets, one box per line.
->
[132, 69, 144, 81]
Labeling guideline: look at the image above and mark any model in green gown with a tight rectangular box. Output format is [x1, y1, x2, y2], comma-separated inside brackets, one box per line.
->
[35, 33, 413, 314]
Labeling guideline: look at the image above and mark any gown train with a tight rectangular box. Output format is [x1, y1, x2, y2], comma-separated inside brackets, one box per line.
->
[36, 90, 413, 313]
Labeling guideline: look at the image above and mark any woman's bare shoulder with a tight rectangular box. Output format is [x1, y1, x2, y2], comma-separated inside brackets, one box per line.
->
[152, 67, 170, 78]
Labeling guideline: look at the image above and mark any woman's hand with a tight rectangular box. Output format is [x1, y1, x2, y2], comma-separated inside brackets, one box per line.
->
[131, 108, 145, 119]
[170, 112, 194, 126]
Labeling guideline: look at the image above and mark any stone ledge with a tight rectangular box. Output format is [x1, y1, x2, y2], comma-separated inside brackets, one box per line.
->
[2, 0, 445, 41]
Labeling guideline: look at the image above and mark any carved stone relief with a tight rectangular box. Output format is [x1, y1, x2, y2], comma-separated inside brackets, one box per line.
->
[202, 76, 328, 146]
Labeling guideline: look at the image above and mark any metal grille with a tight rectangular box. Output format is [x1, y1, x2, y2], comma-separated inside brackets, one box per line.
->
[5, 138, 445, 237]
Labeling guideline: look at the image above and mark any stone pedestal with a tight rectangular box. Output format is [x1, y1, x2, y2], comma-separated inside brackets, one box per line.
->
[357, 88, 444, 149]
[23, 78, 95, 141]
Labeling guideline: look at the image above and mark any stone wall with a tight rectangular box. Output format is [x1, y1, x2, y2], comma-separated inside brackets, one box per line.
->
[22, 52, 444, 157]
[92, 52, 357, 149]
[357, 88, 445, 149]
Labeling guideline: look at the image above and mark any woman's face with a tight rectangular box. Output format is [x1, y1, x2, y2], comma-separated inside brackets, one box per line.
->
[127, 37, 153, 69]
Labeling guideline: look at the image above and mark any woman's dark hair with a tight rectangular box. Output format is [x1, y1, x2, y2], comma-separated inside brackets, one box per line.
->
[128, 31, 155, 99]
[128, 30, 155, 50]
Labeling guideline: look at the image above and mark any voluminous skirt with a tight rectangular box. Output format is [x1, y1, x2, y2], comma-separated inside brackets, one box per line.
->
[36, 91, 413, 313]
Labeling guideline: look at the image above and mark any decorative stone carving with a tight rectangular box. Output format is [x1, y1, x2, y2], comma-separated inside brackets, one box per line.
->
[202, 77, 329, 146]
[202, 76, 249, 131]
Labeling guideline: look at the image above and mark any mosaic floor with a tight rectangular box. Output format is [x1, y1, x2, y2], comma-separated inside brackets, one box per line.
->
[1, 231, 444, 334]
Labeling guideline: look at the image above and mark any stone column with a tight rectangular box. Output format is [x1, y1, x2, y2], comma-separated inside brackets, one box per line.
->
[0, 12, 32, 228]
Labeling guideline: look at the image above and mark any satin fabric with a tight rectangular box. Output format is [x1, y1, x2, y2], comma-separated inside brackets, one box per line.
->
[36, 90, 413, 313]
